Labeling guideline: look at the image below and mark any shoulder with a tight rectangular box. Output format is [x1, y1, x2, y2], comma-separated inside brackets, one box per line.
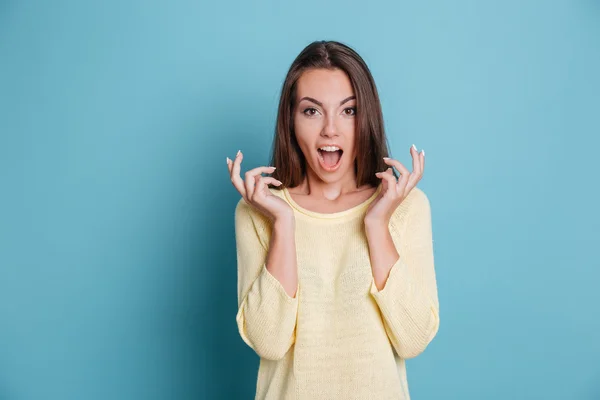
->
[234, 187, 286, 219]
[406, 186, 430, 210]
[235, 197, 262, 223]
[234, 196, 274, 242]
[390, 186, 431, 226]
[234, 198, 270, 250]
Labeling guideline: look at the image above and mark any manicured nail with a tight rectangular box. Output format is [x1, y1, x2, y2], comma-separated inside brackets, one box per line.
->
[236, 150, 241, 157]
[412, 144, 417, 151]
[226, 157, 231, 164]
[421, 149, 425, 156]
[383, 157, 390, 160]
[270, 166, 276, 170]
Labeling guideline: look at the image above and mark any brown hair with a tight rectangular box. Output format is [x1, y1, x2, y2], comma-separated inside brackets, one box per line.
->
[268, 40, 397, 190]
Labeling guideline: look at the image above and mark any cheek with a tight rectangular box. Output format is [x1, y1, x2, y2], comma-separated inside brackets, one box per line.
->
[293, 120, 314, 155]
[339, 116, 356, 131]
[294, 116, 321, 138]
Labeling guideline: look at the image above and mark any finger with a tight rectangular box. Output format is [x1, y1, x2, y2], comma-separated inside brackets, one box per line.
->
[383, 157, 410, 190]
[230, 151, 247, 200]
[252, 175, 282, 201]
[405, 151, 425, 194]
[375, 168, 398, 194]
[410, 145, 422, 177]
[260, 176, 283, 188]
[245, 165, 277, 200]
[408, 145, 423, 188]
[253, 174, 282, 190]
[411, 149, 425, 190]
[384, 167, 394, 191]
[375, 168, 393, 192]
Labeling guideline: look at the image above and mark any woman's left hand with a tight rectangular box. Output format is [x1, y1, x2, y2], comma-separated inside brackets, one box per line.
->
[365, 144, 425, 225]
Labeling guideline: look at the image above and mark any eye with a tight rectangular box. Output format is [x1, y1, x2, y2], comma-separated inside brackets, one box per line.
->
[302, 107, 319, 117]
[344, 107, 356, 116]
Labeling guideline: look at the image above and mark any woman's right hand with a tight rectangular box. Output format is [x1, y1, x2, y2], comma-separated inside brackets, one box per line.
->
[227, 150, 294, 222]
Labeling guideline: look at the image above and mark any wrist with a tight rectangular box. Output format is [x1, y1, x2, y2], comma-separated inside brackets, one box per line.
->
[273, 214, 295, 228]
[364, 216, 390, 231]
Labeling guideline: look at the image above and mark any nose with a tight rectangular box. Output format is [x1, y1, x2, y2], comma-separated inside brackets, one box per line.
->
[321, 114, 338, 138]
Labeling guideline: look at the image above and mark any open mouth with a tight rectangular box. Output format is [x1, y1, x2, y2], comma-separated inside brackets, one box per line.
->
[317, 148, 343, 171]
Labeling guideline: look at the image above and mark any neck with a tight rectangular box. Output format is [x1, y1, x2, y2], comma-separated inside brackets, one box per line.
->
[295, 163, 363, 201]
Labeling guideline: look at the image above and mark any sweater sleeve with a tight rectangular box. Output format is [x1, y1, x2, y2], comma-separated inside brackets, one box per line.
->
[369, 188, 440, 359]
[234, 198, 299, 361]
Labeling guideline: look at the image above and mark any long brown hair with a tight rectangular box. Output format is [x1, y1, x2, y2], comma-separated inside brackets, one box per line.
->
[269, 40, 397, 190]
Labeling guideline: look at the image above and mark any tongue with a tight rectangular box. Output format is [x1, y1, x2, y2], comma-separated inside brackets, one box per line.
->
[322, 150, 341, 167]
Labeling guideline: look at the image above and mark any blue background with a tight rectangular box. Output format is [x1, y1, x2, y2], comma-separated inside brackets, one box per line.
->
[1, 0, 599, 399]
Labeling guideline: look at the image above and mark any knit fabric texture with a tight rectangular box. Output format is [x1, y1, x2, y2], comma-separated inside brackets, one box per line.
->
[234, 183, 440, 400]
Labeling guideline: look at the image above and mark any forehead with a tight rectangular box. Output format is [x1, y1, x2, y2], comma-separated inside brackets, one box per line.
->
[296, 68, 354, 101]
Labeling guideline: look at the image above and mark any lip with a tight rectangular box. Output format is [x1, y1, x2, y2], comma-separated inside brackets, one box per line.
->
[317, 148, 343, 172]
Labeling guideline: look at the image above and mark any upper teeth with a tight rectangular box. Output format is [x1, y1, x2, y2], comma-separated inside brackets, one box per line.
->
[319, 146, 340, 152]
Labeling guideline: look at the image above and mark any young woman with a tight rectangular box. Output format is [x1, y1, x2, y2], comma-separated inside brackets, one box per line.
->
[226, 40, 439, 400]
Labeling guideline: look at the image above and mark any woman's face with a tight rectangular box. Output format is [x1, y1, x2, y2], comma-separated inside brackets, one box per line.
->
[293, 68, 357, 183]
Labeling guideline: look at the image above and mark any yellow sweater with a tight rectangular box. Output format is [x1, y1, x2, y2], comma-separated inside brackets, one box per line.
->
[234, 184, 440, 400]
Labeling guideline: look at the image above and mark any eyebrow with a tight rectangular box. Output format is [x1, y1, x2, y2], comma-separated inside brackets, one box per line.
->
[299, 95, 356, 107]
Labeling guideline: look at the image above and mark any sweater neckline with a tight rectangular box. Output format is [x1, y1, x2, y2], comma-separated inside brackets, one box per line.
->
[281, 183, 382, 220]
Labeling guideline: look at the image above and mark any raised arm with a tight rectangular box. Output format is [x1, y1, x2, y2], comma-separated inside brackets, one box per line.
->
[366, 188, 440, 359]
[235, 199, 299, 360]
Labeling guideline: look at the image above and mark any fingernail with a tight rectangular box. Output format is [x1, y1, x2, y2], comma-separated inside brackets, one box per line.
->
[383, 157, 390, 160]
[270, 166, 276, 170]
[226, 157, 231, 164]
[236, 150, 241, 157]
[412, 144, 417, 151]
[421, 149, 425, 156]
